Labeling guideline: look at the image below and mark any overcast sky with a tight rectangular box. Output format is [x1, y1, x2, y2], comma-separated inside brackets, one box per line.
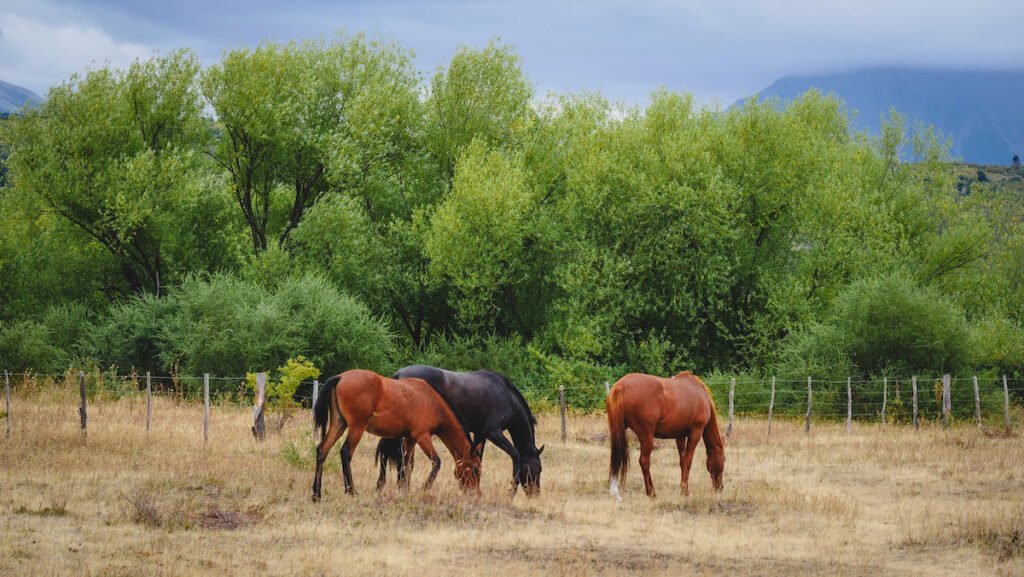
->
[2, 0, 1022, 107]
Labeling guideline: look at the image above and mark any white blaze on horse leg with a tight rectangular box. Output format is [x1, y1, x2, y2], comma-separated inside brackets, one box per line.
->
[609, 477, 621, 500]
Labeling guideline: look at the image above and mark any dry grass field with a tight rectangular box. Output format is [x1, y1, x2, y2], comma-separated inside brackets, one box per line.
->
[2, 386, 1023, 577]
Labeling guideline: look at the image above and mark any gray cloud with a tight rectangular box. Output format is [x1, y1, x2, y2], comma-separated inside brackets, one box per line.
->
[1, 0, 1022, 105]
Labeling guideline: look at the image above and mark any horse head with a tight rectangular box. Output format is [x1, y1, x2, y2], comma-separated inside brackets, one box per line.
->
[455, 438, 485, 493]
[517, 444, 544, 496]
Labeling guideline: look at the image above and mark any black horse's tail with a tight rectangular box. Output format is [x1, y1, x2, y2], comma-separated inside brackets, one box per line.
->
[314, 374, 341, 439]
[375, 437, 405, 470]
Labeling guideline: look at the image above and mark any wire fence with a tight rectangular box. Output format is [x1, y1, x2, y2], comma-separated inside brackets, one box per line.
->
[2, 369, 1021, 442]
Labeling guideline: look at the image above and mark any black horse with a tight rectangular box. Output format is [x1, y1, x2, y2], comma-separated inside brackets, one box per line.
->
[375, 365, 544, 496]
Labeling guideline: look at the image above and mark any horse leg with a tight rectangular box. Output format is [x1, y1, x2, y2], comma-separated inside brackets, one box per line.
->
[676, 435, 691, 496]
[312, 413, 347, 502]
[473, 433, 487, 459]
[637, 432, 656, 498]
[414, 434, 443, 490]
[339, 424, 367, 495]
[486, 431, 521, 496]
[398, 437, 416, 489]
[679, 427, 701, 496]
[376, 443, 388, 491]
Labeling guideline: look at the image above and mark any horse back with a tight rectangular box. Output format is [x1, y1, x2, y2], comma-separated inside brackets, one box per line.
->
[612, 373, 668, 426]
[613, 372, 712, 437]
[662, 373, 714, 429]
[394, 365, 521, 433]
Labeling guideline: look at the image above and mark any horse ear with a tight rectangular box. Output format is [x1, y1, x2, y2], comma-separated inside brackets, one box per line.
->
[537, 444, 545, 456]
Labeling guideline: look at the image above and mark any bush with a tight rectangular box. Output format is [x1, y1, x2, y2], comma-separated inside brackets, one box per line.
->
[81, 294, 174, 374]
[159, 273, 394, 388]
[777, 272, 971, 380]
[832, 273, 971, 375]
[0, 319, 61, 373]
[247, 355, 320, 432]
[970, 314, 1024, 378]
[773, 272, 975, 418]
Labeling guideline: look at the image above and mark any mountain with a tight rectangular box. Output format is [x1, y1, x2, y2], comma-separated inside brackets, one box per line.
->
[735, 68, 1024, 165]
[0, 80, 43, 115]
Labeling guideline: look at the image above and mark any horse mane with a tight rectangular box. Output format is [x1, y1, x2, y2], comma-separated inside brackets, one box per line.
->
[487, 370, 537, 427]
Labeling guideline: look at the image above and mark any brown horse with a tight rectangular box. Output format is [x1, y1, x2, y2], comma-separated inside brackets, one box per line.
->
[607, 371, 724, 499]
[312, 369, 482, 501]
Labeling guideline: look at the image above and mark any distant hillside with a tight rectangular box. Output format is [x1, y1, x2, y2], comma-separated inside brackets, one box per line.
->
[0, 80, 43, 115]
[736, 68, 1024, 165]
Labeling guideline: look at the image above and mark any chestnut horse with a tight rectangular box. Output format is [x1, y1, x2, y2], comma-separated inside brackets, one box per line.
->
[607, 371, 724, 499]
[311, 369, 482, 501]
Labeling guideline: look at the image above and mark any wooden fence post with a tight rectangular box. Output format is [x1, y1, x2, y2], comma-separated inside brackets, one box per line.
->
[881, 377, 887, 425]
[559, 385, 566, 443]
[252, 372, 267, 441]
[942, 374, 951, 429]
[78, 371, 87, 440]
[912, 376, 919, 431]
[4, 370, 10, 438]
[1004, 375, 1011, 431]
[767, 376, 776, 435]
[727, 378, 735, 438]
[973, 376, 981, 427]
[203, 374, 210, 443]
[145, 371, 152, 432]
[846, 377, 852, 433]
[805, 376, 812, 434]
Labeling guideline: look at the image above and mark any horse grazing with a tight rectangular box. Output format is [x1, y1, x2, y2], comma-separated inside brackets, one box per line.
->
[607, 371, 724, 499]
[375, 365, 544, 496]
[311, 369, 482, 502]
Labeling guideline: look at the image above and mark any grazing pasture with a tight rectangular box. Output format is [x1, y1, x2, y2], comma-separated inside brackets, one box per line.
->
[1, 388, 1022, 576]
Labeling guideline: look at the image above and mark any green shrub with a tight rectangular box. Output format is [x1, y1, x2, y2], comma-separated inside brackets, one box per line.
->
[832, 272, 971, 375]
[0, 303, 98, 374]
[81, 294, 173, 374]
[159, 273, 393, 389]
[970, 314, 1024, 378]
[247, 355, 320, 432]
[777, 272, 971, 380]
[0, 319, 61, 373]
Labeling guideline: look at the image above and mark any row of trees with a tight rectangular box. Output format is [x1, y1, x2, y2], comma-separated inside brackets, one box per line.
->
[1, 34, 1022, 408]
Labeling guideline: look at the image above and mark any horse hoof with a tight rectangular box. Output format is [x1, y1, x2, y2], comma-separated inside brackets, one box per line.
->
[312, 494, 321, 503]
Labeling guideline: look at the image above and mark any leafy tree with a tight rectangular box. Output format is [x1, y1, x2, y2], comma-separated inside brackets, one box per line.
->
[2, 50, 210, 295]
[426, 39, 533, 187]
[204, 34, 425, 254]
[427, 140, 549, 335]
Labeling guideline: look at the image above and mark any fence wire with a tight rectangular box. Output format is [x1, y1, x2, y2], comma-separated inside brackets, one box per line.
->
[2, 370, 1021, 440]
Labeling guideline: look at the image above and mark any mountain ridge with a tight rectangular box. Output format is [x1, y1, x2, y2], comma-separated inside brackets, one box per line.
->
[0, 80, 44, 115]
[735, 67, 1024, 165]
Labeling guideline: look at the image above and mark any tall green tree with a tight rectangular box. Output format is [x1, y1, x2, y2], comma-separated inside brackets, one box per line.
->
[2, 50, 211, 295]
[426, 39, 534, 188]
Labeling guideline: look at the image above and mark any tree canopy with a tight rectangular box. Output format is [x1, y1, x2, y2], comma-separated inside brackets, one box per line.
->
[2, 35, 1022, 405]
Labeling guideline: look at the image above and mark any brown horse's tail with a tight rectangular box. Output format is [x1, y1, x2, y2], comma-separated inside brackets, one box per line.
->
[701, 381, 726, 491]
[607, 384, 629, 485]
[313, 374, 341, 441]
